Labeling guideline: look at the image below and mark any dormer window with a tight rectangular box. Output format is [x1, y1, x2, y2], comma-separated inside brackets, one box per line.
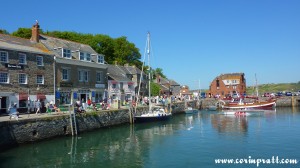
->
[97, 55, 104, 64]
[79, 52, 91, 62]
[63, 49, 71, 58]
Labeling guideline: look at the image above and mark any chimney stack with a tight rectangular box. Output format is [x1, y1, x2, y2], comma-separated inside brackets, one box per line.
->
[30, 20, 40, 43]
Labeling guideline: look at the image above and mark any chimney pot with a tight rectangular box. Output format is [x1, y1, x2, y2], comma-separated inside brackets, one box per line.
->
[30, 21, 40, 43]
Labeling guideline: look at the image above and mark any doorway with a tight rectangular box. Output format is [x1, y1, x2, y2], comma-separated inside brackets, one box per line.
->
[0, 97, 7, 114]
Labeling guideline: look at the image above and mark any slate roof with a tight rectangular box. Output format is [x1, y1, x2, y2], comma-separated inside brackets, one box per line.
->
[216, 73, 244, 80]
[107, 64, 132, 82]
[39, 35, 103, 62]
[0, 34, 52, 55]
[121, 65, 142, 75]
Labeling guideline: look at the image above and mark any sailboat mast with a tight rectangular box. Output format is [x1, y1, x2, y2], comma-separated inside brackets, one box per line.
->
[255, 73, 259, 97]
[147, 32, 151, 111]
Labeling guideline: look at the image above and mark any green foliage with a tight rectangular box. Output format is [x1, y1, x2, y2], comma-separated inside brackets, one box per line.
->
[247, 83, 300, 95]
[12, 28, 32, 39]
[151, 82, 161, 96]
[0, 29, 9, 34]
[154, 68, 166, 78]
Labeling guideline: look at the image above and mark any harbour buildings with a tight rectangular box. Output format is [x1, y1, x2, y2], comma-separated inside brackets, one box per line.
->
[208, 73, 246, 98]
[0, 22, 182, 113]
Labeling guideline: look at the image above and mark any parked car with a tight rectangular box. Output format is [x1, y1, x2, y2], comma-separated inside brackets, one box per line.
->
[276, 92, 283, 97]
[285, 92, 292, 96]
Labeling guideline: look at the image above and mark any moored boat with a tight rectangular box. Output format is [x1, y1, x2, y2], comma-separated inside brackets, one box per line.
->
[222, 98, 276, 110]
[134, 106, 172, 123]
[185, 107, 198, 114]
[134, 32, 172, 123]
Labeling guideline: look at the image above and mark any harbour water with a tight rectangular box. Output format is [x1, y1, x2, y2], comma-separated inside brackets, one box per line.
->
[0, 107, 299, 167]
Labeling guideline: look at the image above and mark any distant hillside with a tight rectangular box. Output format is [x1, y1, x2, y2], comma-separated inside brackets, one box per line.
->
[246, 82, 300, 95]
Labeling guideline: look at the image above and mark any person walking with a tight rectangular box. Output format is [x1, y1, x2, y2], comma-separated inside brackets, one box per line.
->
[9, 102, 19, 121]
[35, 100, 41, 115]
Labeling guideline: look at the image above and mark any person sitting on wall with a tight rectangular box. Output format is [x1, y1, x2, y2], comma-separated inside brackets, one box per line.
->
[49, 103, 55, 112]
[53, 104, 61, 112]
[87, 98, 91, 106]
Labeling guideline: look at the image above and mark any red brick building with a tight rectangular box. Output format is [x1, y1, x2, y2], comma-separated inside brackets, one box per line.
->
[208, 73, 246, 98]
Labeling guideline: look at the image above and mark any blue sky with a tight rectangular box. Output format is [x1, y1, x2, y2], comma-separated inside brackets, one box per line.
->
[1, 0, 300, 90]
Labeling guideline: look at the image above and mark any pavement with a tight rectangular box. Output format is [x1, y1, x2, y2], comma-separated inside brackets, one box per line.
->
[0, 112, 70, 122]
[0, 105, 131, 122]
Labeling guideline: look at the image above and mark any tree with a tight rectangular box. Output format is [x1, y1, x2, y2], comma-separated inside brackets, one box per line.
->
[0, 29, 9, 34]
[154, 68, 166, 79]
[113, 36, 141, 66]
[150, 82, 161, 96]
[12, 28, 34, 39]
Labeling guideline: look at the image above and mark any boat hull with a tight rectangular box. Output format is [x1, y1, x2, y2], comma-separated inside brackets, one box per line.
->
[222, 100, 276, 110]
[134, 114, 172, 123]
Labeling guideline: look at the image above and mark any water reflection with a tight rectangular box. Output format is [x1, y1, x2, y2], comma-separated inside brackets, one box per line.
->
[211, 114, 248, 134]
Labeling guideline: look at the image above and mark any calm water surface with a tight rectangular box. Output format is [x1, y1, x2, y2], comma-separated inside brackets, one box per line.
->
[1, 107, 300, 168]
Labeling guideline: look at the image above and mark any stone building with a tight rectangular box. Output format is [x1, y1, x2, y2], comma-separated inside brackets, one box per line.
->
[154, 75, 181, 96]
[120, 64, 147, 97]
[208, 73, 246, 98]
[36, 24, 108, 105]
[0, 32, 54, 114]
[107, 64, 135, 108]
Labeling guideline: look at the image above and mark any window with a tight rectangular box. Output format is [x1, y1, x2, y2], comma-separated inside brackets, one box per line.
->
[79, 52, 91, 61]
[96, 72, 103, 82]
[112, 84, 116, 89]
[62, 68, 70, 81]
[19, 53, 27, 64]
[80, 52, 84, 60]
[36, 75, 44, 84]
[36, 56, 44, 66]
[128, 84, 133, 89]
[86, 53, 91, 61]
[0, 51, 8, 63]
[78, 70, 89, 82]
[97, 55, 104, 64]
[63, 49, 71, 58]
[19, 74, 27, 84]
[0, 72, 9, 83]
[216, 79, 220, 87]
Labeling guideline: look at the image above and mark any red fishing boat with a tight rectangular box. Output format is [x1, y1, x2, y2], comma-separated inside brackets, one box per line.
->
[222, 98, 276, 110]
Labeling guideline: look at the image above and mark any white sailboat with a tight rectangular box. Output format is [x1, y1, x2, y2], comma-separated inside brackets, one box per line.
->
[134, 32, 172, 123]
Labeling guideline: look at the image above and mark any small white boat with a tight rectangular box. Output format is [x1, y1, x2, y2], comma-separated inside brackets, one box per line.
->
[185, 107, 198, 114]
[222, 111, 251, 116]
[134, 106, 172, 123]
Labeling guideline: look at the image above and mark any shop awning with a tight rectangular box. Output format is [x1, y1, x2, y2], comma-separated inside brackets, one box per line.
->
[111, 81, 118, 84]
[19, 92, 28, 100]
[37, 93, 46, 100]
[127, 82, 134, 85]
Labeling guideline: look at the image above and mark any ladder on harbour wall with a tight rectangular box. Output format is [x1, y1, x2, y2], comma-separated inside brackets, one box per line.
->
[69, 105, 78, 136]
[128, 102, 135, 124]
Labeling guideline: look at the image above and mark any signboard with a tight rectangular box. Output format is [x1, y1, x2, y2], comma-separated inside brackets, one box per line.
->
[60, 82, 73, 87]
[95, 84, 105, 88]
[5, 63, 24, 69]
